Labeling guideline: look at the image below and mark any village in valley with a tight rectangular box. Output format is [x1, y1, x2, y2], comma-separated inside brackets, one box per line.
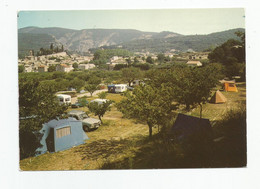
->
[18, 47, 209, 73]
[18, 10, 246, 170]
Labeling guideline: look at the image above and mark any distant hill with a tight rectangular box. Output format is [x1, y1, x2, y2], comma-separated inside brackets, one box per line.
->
[18, 33, 57, 58]
[18, 27, 245, 56]
[18, 27, 182, 56]
[115, 28, 245, 53]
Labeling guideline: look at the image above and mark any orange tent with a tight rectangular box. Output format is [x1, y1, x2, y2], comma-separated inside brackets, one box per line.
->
[210, 90, 227, 104]
[219, 80, 238, 92]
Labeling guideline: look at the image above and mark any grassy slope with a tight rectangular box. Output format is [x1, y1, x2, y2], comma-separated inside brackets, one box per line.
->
[20, 84, 246, 170]
[190, 82, 246, 121]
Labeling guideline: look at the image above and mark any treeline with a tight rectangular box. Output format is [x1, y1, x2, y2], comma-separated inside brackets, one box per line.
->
[208, 31, 245, 80]
[36, 43, 64, 56]
[19, 70, 122, 93]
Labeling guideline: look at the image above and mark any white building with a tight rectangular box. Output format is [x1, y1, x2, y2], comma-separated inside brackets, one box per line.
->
[110, 56, 119, 62]
[186, 60, 202, 67]
[24, 64, 33, 73]
[56, 64, 73, 72]
[46, 52, 68, 58]
[78, 64, 96, 70]
[38, 65, 48, 72]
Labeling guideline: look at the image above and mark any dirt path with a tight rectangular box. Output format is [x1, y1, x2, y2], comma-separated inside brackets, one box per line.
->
[71, 89, 108, 103]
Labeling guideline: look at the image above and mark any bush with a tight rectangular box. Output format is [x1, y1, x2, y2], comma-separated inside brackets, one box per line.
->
[212, 104, 246, 167]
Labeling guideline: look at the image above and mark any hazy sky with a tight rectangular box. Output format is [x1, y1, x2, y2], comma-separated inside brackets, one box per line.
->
[18, 9, 245, 35]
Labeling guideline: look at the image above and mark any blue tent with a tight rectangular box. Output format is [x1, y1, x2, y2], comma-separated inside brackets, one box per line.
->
[36, 118, 89, 155]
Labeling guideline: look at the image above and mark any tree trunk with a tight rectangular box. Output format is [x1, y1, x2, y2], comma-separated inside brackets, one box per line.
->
[199, 103, 202, 119]
[185, 104, 190, 111]
[98, 115, 103, 124]
[148, 123, 153, 138]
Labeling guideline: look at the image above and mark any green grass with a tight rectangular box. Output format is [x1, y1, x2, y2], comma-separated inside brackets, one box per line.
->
[189, 85, 246, 122]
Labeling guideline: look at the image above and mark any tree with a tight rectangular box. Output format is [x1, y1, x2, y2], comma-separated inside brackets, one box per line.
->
[61, 45, 64, 52]
[235, 31, 245, 46]
[235, 31, 245, 64]
[114, 64, 127, 70]
[98, 91, 107, 99]
[19, 77, 67, 159]
[164, 56, 171, 62]
[225, 63, 245, 79]
[170, 66, 220, 118]
[85, 76, 101, 96]
[69, 78, 85, 93]
[121, 67, 142, 86]
[73, 62, 78, 69]
[208, 31, 245, 80]
[146, 56, 154, 64]
[117, 85, 176, 138]
[18, 65, 25, 73]
[77, 97, 88, 107]
[134, 57, 139, 64]
[126, 57, 132, 66]
[77, 72, 90, 82]
[54, 46, 59, 53]
[85, 84, 99, 96]
[52, 71, 66, 79]
[133, 63, 150, 70]
[208, 39, 244, 64]
[50, 43, 54, 51]
[48, 65, 56, 72]
[88, 101, 112, 123]
[157, 53, 165, 63]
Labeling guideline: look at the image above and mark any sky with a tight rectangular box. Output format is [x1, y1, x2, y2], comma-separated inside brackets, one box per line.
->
[18, 9, 245, 35]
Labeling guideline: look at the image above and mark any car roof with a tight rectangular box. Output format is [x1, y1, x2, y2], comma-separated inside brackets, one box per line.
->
[91, 98, 107, 102]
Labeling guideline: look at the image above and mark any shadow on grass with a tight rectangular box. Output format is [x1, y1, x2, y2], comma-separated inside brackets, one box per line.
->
[100, 106, 247, 169]
[100, 132, 218, 169]
[73, 104, 246, 169]
[75, 135, 148, 161]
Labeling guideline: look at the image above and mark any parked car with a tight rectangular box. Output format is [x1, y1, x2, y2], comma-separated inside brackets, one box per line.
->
[71, 99, 89, 108]
[68, 110, 101, 132]
[71, 102, 83, 108]
[90, 98, 109, 105]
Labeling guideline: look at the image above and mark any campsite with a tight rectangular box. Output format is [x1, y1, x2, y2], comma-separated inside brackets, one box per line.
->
[17, 9, 246, 171]
[20, 81, 246, 170]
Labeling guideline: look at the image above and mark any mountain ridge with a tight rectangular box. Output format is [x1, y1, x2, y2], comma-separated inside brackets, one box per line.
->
[18, 27, 245, 57]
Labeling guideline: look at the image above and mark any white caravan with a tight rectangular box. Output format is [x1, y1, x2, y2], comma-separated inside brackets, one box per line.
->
[57, 94, 71, 104]
[115, 84, 128, 93]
